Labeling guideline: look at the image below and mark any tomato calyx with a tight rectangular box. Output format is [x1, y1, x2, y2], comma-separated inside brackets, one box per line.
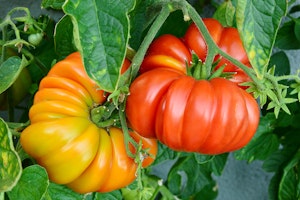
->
[187, 54, 206, 80]
[187, 53, 234, 81]
[90, 102, 120, 128]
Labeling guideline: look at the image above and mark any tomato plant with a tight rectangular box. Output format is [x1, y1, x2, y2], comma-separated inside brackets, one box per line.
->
[1, 0, 300, 200]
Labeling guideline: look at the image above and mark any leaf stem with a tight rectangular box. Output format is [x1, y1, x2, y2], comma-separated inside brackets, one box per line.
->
[172, 1, 266, 89]
[119, 102, 138, 158]
[130, 5, 171, 80]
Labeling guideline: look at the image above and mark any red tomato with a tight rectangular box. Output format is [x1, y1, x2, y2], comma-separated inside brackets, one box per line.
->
[140, 34, 192, 74]
[126, 68, 260, 155]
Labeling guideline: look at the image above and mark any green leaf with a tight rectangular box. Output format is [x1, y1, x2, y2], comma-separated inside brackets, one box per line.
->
[234, 113, 280, 162]
[94, 190, 123, 200]
[7, 165, 48, 200]
[193, 182, 218, 200]
[236, 0, 287, 78]
[0, 56, 27, 94]
[194, 154, 215, 164]
[152, 143, 179, 165]
[294, 18, 300, 42]
[0, 118, 22, 192]
[204, 154, 228, 176]
[129, 0, 166, 51]
[194, 153, 228, 176]
[275, 20, 300, 49]
[167, 156, 215, 199]
[213, 0, 236, 27]
[268, 51, 290, 76]
[54, 15, 76, 60]
[63, 0, 135, 92]
[45, 182, 84, 200]
[268, 172, 281, 200]
[278, 151, 300, 200]
[157, 10, 189, 37]
[41, 0, 66, 10]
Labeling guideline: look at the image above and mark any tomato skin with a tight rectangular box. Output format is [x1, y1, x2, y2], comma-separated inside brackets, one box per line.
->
[21, 52, 157, 193]
[126, 68, 183, 138]
[183, 18, 223, 62]
[126, 68, 260, 155]
[140, 34, 192, 74]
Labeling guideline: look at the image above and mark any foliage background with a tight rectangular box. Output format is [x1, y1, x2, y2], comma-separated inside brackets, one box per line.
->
[0, 0, 300, 200]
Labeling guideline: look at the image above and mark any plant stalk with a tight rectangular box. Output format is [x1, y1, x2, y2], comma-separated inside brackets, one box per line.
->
[130, 5, 171, 80]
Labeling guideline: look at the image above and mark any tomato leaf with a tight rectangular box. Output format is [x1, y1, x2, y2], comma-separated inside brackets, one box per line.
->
[7, 165, 48, 200]
[46, 182, 85, 199]
[268, 51, 290, 76]
[0, 118, 22, 192]
[167, 155, 216, 199]
[0, 56, 28, 94]
[236, 0, 287, 78]
[201, 154, 229, 176]
[294, 18, 300, 42]
[129, 0, 161, 50]
[94, 190, 123, 200]
[275, 20, 300, 49]
[278, 151, 300, 200]
[54, 15, 76, 60]
[63, 0, 135, 92]
[213, 0, 236, 27]
[41, 0, 66, 10]
[234, 113, 280, 162]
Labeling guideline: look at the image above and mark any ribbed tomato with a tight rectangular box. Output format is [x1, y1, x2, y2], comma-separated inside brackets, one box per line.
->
[20, 52, 157, 194]
[126, 68, 260, 155]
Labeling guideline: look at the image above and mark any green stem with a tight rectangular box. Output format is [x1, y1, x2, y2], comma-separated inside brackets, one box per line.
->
[264, 73, 287, 104]
[179, 0, 219, 77]
[130, 5, 171, 80]
[148, 184, 161, 200]
[170, 1, 266, 90]
[119, 102, 138, 158]
[276, 74, 300, 82]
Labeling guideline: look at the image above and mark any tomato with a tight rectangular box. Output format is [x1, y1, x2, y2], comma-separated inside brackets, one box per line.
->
[0, 67, 32, 110]
[126, 68, 260, 155]
[20, 52, 157, 194]
[140, 18, 252, 87]
[183, 18, 252, 86]
[140, 34, 192, 74]
[28, 32, 43, 46]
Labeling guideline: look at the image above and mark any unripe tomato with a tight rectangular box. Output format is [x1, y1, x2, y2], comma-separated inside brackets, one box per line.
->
[28, 32, 44, 46]
[21, 52, 157, 193]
